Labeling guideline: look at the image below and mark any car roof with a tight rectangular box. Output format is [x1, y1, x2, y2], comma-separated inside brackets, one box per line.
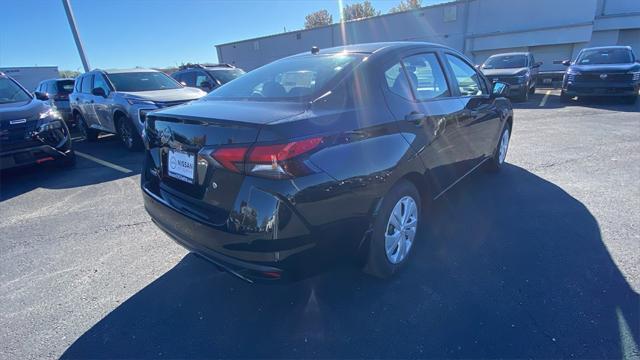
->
[580, 45, 632, 51]
[286, 41, 453, 59]
[488, 52, 529, 57]
[101, 68, 159, 74]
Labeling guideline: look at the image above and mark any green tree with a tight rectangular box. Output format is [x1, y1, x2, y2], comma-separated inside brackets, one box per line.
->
[305, 9, 333, 29]
[59, 70, 80, 78]
[389, 0, 423, 13]
[342, 0, 380, 21]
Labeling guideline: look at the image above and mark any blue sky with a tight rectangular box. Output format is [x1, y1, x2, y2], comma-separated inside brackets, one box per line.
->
[0, 0, 443, 71]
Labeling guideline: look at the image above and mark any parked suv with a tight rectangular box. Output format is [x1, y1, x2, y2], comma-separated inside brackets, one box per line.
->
[35, 78, 75, 126]
[142, 42, 513, 282]
[70, 69, 206, 150]
[1, 72, 75, 170]
[172, 64, 245, 93]
[561, 46, 639, 103]
[480, 52, 541, 102]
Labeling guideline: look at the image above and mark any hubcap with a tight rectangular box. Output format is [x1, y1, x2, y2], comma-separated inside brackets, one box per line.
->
[498, 128, 510, 164]
[385, 196, 418, 264]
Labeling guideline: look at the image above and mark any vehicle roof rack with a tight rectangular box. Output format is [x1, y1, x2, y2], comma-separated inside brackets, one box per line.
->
[178, 63, 235, 70]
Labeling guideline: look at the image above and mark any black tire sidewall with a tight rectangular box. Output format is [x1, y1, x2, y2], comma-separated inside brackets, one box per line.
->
[364, 180, 421, 279]
[117, 116, 143, 151]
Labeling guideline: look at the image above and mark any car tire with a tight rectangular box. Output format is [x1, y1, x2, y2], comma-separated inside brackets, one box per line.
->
[560, 91, 571, 102]
[116, 114, 143, 151]
[516, 86, 529, 102]
[76, 113, 98, 142]
[59, 150, 76, 168]
[363, 180, 421, 279]
[529, 84, 536, 94]
[486, 122, 511, 172]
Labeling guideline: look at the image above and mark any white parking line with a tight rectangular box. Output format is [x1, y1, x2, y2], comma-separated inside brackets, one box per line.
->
[539, 90, 552, 107]
[75, 151, 132, 174]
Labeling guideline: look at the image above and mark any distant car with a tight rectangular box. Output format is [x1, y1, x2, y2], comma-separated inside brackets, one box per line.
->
[480, 52, 541, 102]
[561, 46, 640, 103]
[35, 78, 75, 126]
[0, 72, 75, 170]
[70, 68, 206, 150]
[172, 64, 245, 93]
[142, 42, 513, 282]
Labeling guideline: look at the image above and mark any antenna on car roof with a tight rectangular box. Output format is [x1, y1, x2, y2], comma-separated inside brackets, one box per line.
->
[311, 46, 320, 55]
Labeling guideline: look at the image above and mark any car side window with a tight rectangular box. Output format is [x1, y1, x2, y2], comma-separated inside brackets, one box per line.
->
[47, 82, 57, 94]
[384, 63, 413, 100]
[195, 72, 209, 87]
[93, 74, 110, 94]
[181, 71, 196, 87]
[81, 75, 93, 94]
[75, 77, 82, 92]
[402, 53, 450, 101]
[445, 54, 485, 96]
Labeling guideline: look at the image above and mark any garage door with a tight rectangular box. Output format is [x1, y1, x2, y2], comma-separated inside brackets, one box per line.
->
[618, 29, 640, 55]
[528, 44, 574, 72]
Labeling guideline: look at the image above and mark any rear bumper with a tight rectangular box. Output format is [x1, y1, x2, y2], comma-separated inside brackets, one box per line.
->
[563, 82, 640, 97]
[142, 182, 363, 282]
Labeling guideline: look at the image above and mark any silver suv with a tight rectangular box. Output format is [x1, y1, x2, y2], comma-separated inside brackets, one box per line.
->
[70, 68, 206, 150]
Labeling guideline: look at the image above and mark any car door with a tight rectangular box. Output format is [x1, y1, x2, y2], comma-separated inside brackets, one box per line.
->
[90, 73, 114, 132]
[443, 53, 501, 173]
[382, 50, 467, 197]
[78, 74, 99, 127]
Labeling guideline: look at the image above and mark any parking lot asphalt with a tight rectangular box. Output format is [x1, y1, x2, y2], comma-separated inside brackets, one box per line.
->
[1, 90, 639, 359]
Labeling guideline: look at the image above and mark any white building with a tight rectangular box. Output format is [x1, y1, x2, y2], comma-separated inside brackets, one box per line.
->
[0, 66, 60, 91]
[215, 0, 640, 72]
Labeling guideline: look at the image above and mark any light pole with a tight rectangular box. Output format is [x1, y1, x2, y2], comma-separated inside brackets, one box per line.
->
[62, 0, 90, 72]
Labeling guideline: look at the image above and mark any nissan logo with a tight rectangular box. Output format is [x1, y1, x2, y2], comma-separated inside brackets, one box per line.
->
[160, 127, 172, 145]
[599, 74, 608, 80]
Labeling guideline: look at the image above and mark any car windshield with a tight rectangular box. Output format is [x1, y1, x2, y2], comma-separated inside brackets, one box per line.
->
[207, 68, 245, 85]
[576, 48, 633, 65]
[483, 55, 527, 69]
[206, 53, 362, 101]
[107, 72, 181, 92]
[56, 80, 75, 94]
[0, 77, 32, 104]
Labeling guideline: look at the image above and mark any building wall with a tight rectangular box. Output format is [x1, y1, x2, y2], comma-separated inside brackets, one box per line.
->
[216, 0, 640, 72]
[0, 66, 59, 91]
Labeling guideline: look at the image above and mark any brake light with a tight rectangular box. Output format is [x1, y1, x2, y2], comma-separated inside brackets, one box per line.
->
[211, 137, 323, 178]
[212, 147, 247, 173]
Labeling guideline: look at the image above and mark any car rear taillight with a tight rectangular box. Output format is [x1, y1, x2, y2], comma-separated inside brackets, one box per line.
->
[211, 137, 323, 178]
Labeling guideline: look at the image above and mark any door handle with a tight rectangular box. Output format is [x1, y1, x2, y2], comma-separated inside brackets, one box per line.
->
[405, 112, 425, 126]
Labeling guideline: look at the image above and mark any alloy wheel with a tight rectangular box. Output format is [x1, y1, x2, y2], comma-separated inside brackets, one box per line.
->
[119, 119, 134, 149]
[384, 196, 418, 264]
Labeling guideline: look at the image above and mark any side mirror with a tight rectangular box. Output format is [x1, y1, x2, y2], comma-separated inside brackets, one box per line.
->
[491, 81, 508, 98]
[34, 91, 49, 101]
[561, 60, 571, 66]
[533, 62, 543, 68]
[91, 87, 107, 97]
[199, 80, 213, 91]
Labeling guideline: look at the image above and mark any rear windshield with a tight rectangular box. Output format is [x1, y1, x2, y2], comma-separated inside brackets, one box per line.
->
[107, 72, 182, 92]
[0, 77, 32, 104]
[483, 55, 527, 69]
[207, 69, 245, 85]
[206, 54, 363, 101]
[576, 48, 633, 65]
[56, 80, 75, 94]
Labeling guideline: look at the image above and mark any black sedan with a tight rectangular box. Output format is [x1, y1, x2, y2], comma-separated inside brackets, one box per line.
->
[561, 46, 640, 103]
[142, 42, 513, 282]
[0, 73, 75, 170]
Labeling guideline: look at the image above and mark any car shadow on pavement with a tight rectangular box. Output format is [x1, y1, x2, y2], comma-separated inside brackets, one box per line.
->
[60, 164, 639, 359]
[0, 135, 142, 202]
